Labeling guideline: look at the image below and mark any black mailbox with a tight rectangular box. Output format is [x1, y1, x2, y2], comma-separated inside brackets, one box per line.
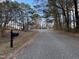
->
[12, 32, 19, 38]
[10, 30, 19, 48]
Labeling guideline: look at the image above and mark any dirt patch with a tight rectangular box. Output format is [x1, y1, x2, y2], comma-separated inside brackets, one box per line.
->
[0, 30, 38, 59]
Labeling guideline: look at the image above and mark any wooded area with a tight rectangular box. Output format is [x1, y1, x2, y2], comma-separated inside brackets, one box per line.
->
[0, 0, 40, 37]
[0, 0, 79, 37]
[47, 0, 79, 32]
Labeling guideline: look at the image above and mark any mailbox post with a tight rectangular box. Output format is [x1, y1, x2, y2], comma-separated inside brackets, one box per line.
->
[10, 29, 13, 48]
[10, 29, 19, 48]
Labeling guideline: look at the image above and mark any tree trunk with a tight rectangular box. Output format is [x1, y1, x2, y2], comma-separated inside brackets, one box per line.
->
[66, 8, 70, 32]
[73, 0, 79, 32]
